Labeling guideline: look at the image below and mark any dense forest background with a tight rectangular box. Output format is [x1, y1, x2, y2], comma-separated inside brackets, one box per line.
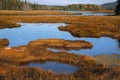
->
[0, 0, 104, 11]
[115, 0, 120, 15]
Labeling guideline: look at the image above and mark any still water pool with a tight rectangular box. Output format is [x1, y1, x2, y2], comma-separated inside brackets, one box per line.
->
[24, 62, 79, 74]
[64, 11, 114, 16]
[0, 23, 120, 56]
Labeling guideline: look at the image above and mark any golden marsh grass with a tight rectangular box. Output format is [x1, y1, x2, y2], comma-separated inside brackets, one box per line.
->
[0, 11, 120, 80]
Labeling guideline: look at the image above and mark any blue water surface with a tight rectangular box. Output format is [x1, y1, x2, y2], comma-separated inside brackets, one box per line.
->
[26, 62, 79, 74]
[0, 23, 120, 56]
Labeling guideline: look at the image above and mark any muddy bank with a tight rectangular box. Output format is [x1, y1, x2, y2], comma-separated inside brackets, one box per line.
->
[28, 39, 93, 50]
[94, 54, 120, 67]
[0, 39, 9, 48]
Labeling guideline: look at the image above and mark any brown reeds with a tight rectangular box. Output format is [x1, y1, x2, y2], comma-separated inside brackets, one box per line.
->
[0, 10, 73, 15]
[0, 11, 120, 80]
[28, 39, 93, 50]
[0, 19, 20, 29]
[0, 44, 119, 80]
[0, 39, 9, 48]
[0, 15, 120, 39]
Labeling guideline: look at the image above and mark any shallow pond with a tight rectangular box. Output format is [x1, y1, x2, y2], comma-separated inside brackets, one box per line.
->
[0, 23, 120, 56]
[80, 11, 114, 16]
[64, 11, 114, 16]
[24, 62, 79, 74]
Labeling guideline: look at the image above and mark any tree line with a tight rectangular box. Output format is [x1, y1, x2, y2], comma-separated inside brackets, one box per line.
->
[32, 4, 104, 11]
[116, 0, 120, 15]
[0, 0, 31, 10]
[0, 0, 104, 11]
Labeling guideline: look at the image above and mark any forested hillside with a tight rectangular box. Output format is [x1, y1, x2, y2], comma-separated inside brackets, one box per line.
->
[37, 4, 104, 11]
[0, 0, 31, 10]
[101, 2, 117, 10]
[0, 0, 104, 11]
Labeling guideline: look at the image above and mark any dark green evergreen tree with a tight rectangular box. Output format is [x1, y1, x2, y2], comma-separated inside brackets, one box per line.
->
[0, 0, 104, 11]
[118, 39, 120, 48]
[116, 0, 120, 15]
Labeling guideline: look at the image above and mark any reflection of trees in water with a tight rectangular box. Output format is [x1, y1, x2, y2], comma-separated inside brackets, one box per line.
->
[118, 39, 120, 48]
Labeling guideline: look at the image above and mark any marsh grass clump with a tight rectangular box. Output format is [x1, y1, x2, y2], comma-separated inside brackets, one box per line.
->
[0, 20, 20, 29]
[0, 44, 120, 80]
[0, 10, 73, 16]
[94, 54, 120, 67]
[0, 39, 9, 48]
[5, 66, 77, 80]
[58, 16, 120, 39]
[0, 15, 120, 38]
[28, 39, 93, 50]
[6, 67, 40, 80]
[0, 11, 120, 80]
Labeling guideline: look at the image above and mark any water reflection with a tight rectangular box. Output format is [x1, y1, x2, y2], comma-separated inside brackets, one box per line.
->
[80, 11, 114, 16]
[48, 37, 120, 56]
[0, 23, 119, 56]
[64, 11, 114, 16]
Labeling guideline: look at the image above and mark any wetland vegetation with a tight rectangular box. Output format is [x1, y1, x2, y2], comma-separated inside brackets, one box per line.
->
[0, 0, 120, 80]
[0, 14, 120, 80]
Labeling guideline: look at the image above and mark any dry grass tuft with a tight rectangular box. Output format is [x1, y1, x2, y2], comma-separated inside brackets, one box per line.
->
[0, 19, 20, 29]
[0, 10, 73, 15]
[0, 11, 120, 80]
[28, 39, 93, 50]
